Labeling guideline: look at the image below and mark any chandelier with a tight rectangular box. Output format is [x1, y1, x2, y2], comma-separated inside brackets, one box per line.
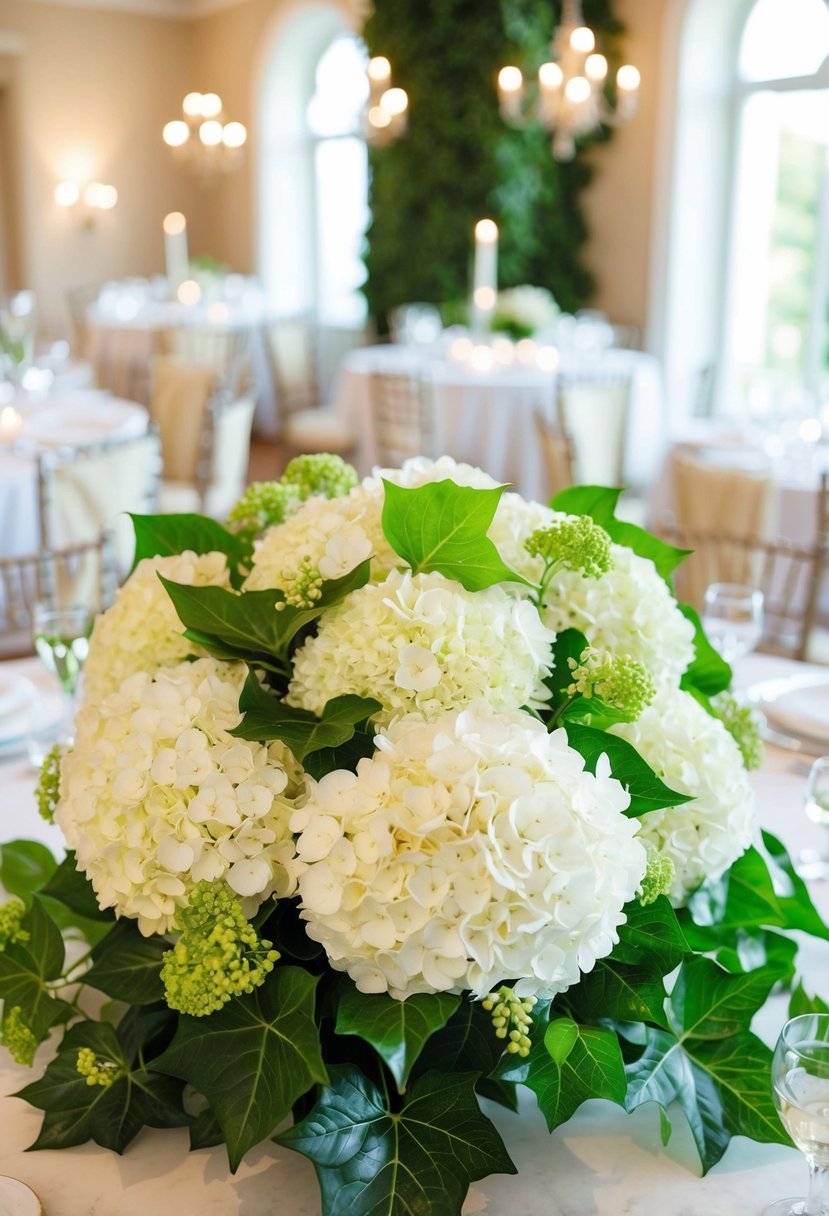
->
[497, 0, 640, 161]
[162, 92, 247, 177]
[365, 57, 409, 147]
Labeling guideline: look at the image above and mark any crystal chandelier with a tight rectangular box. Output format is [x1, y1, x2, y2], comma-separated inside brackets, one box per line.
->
[162, 92, 247, 177]
[497, 0, 640, 161]
[365, 57, 409, 147]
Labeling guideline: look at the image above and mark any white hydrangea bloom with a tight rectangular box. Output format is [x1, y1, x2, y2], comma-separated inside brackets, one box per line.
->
[293, 704, 647, 999]
[56, 658, 303, 935]
[83, 550, 232, 705]
[363, 455, 501, 494]
[610, 686, 756, 904]
[287, 569, 555, 725]
[489, 495, 695, 686]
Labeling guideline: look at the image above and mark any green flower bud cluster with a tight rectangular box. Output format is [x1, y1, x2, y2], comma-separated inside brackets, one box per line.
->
[0, 899, 28, 950]
[711, 692, 764, 771]
[1, 1006, 37, 1066]
[526, 517, 612, 607]
[161, 882, 280, 1018]
[274, 554, 326, 611]
[482, 986, 537, 1057]
[567, 648, 655, 720]
[637, 849, 675, 906]
[226, 480, 302, 540]
[281, 453, 358, 501]
[76, 1046, 122, 1088]
[35, 743, 64, 823]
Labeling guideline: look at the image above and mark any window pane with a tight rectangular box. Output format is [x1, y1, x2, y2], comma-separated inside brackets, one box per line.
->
[307, 35, 369, 137]
[315, 136, 369, 325]
[739, 0, 829, 83]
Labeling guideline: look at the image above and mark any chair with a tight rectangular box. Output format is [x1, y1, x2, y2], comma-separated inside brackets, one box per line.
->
[65, 283, 103, 356]
[37, 428, 163, 575]
[265, 315, 355, 458]
[534, 410, 575, 500]
[556, 369, 633, 487]
[369, 368, 437, 466]
[148, 356, 256, 518]
[162, 325, 251, 400]
[0, 534, 118, 659]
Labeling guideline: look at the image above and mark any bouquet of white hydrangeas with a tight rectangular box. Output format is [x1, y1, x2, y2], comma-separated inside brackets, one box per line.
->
[1, 453, 826, 1216]
[491, 284, 560, 339]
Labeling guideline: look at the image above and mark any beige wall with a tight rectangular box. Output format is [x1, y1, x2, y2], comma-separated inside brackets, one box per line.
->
[0, 0, 195, 333]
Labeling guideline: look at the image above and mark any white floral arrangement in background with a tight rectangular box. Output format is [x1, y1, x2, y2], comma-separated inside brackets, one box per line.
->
[492, 284, 561, 338]
[2, 451, 821, 1216]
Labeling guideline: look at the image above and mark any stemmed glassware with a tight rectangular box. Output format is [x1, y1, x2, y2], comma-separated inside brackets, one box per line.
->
[799, 757, 829, 882]
[765, 1014, 829, 1216]
[31, 601, 91, 756]
[702, 582, 765, 663]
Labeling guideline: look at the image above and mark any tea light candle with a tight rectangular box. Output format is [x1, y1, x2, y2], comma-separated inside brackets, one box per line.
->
[471, 219, 498, 335]
[0, 404, 23, 442]
[163, 212, 189, 296]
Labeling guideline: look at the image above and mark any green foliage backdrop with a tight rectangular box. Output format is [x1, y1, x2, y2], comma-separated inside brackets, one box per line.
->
[362, 0, 623, 327]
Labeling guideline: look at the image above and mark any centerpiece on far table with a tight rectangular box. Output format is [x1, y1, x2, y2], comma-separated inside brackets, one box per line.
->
[1, 453, 827, 1216]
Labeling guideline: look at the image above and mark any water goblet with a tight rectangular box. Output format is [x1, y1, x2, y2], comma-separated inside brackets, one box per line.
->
[31, 602, 92, 755]
[799, 757, 829, 882]
[702, 582, 764, 662]
[765, 1013, 829, 1215]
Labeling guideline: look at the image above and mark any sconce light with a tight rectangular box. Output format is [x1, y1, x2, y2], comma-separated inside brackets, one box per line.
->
[55, 180, 118, 228]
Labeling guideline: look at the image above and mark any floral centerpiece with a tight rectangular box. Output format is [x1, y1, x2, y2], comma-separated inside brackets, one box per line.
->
[1, 454, 828, 1215]
[491, 284, 560, 339]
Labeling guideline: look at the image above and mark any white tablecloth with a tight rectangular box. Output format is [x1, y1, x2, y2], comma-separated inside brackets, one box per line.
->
[335, 345, 664, 502]
[0, 652, 826, 1214]
[0, 393, 148, 557]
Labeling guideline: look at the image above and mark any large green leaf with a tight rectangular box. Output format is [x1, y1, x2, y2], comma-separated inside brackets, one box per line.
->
[671, 956, 779, 1040]
[17, 1020, 188, 1153]
[230, 672, 379, 761]
[542, 627, 589, 712]
[130, 513, 252, 584]
[551, 485, 621, 524]
[335, 984, 460, 1091]
[381, 479, 529, 590]
[612, 896, 690, 973]
[562, 722, 692, 816]
[153, 966, 327, 1171]
[83, 919, 167, 1005]
[498, 1017, 627, 1132]
[565, 959, 670, 1030]
[789, 982, 829, 1018]
[0, 840, 57, 904]
[679, 604, 732, 696]
[40, 853, 115, 923]
[415, 995, 514, 1081]
[279, 1066, 515, 1215]
[0, 897, 70, 1039]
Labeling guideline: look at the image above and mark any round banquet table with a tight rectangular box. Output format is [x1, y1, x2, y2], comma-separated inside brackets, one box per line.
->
[0, 651, 826, 1215]
[0, 392, 148, 558]
[334, 344, 665, 502]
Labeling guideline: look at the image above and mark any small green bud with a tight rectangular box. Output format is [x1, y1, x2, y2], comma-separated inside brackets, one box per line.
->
[567, 647, 655, 720]
[637, 849, 675, 906]
[1, 1007, 37, 1066]
[0, 899, 28, 951]
[35, 743, 64, 823]
[710, 692, 764, 770]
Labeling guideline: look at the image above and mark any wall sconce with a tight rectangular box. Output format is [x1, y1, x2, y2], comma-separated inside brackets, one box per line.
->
[365, 57, 408, 147]
[55, 181, 118, 228]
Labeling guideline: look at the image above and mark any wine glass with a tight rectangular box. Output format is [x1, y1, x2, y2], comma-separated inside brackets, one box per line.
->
[31, 602, 91, 754]
[799, 757, 829, 882]
[702, 582, 764, 662]
[765, 1013, 829, 1215]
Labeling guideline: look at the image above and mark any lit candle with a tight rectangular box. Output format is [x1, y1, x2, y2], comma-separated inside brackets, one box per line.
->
[497, 66, 524, 121]
[163, 211, 189, 297]
[616, 64, 640, 119]
[471, 218, 498, 335]
[0, 405, 23, 442]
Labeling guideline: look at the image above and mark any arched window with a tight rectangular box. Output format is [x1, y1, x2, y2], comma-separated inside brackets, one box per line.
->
[257, 6, 369, 329]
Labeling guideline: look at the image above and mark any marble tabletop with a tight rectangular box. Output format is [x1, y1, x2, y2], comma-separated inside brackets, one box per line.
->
[0, 653, 827, 1215]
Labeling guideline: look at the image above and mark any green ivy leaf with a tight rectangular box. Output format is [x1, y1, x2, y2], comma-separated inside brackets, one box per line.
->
[498, 1018, 626, 1132]
[279, 1067, 516, 1214]
[566, 959, 670, 1030]
[671, 956, 779, 1040]
[551, 485, 621, 523]
[543, 627, 589, 712]
[413, 995, 511, 1080]
[153, 966, 327, 1171]
[562, 722, 692, 816]
[0, 840, 57, 904]
[789, 982, 829, 1018]
[230, 673, 379, 762]
[381, 479, 529, 590]
[40, 852, 115, 924]
[612, 896, 690, 973]
[712, 928, 797, 983]
[130, 513, 252, 585]
[679, 604, 732, 696]
[335, 983, 460, 1091]
[83, 919, 167, 1006]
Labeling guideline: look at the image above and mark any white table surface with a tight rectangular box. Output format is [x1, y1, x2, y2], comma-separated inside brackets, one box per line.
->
[0, 652, 827, 1215]
[335, 344, 665, 501]
[0, 393, 148, 559]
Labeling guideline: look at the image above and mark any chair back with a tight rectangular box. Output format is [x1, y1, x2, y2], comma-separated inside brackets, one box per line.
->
[38, 428, 162, 574]
[369, 369, 436, 466]
[556, 370, 632, 486]
[0, 534, 118, 658]
[264, 315, 321, 418]
[65, 283, 103, 356]
[208, 392, 257, 518]
[149, 356, 218, 487]
[534, 410, 575, 501]
[162, 326, 250, 399]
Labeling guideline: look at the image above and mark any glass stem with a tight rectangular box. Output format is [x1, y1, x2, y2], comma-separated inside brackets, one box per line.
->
[804, 1161, 829, 1215]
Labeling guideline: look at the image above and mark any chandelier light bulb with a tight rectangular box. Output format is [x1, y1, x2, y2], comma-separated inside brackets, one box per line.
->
[565, 75, 591, 104]
[368, 105, 391, 129]
[585, 53, 608, 81]
[368, 56, 391, 83]
[498, 65, 523, 93]
[85, 183, 117, 210]
[200, 92, 223, 118]
[616, 64, 641, 92]
[538, 62, 564, 89]
[570, 26, 595, 53]
[177, 279, 202, 306]
[163, 120, 189, 148]
[182, 92, 204, 118]
[381, 87, 408, 117]
[199, 119, 224, 146]
[222, 121, 247, 148]
[54, 181, 80, 207]
[163, 211, 187, 236]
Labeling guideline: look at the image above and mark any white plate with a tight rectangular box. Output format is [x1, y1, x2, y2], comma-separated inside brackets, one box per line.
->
[0, 676, 39, 745]
[747, 672, 829, 756]
[0, 1176, 42, 1215]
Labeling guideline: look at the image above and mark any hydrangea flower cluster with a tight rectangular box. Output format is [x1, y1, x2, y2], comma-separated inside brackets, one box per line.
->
[611, 686, 756, 903]
[161, 882, 280, 1016]
[83, 550, 232, 705]
[287, 569, 555, 725]
[55, 657, 303, 935]
[292, 704, 647, 1000]
[226, 454, 358, 541]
